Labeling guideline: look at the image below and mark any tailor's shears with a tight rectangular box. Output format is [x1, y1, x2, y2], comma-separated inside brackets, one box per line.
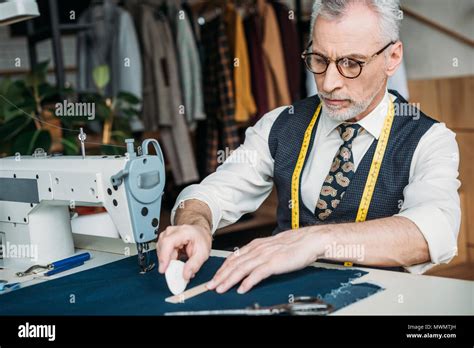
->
[164, 296, 333, 316]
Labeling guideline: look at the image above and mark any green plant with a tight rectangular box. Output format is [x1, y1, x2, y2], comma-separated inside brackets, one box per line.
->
[0, 62, 141, 157]
[81, 64, 141, 155]
[0, 62, 52, 155]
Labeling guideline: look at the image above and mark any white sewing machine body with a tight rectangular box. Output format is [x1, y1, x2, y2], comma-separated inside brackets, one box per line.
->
[0, 139, 165, 269]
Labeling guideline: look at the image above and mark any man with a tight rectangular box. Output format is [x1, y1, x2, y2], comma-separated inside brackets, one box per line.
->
[157, 0, 460, 295]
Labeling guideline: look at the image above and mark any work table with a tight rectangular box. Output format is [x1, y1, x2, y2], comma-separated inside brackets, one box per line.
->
[1, 248, 472, 315]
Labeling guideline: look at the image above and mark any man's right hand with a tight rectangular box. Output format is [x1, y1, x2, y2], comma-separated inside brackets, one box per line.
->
[157, 224, 212, 281]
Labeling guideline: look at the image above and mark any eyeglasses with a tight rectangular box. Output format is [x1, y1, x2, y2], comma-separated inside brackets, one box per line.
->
[301, 41, 395, 79]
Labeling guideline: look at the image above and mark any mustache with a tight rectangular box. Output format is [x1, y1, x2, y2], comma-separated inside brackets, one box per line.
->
[318, 92, 352, 102]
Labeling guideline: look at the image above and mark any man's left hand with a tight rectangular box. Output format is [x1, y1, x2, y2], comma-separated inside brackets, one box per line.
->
[206, 228, 323, 294]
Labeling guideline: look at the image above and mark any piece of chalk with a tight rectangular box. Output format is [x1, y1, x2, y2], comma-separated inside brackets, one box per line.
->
[165, 260, 189, 295]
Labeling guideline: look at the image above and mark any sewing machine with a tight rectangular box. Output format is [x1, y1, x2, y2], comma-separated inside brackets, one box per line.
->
[0, 137, 165, 274]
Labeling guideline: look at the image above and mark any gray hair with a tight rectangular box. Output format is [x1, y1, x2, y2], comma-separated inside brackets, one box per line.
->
[309, 0, 402, 44]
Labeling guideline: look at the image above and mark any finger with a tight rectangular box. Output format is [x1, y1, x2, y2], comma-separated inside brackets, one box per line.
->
[156, 226, 177, 255]
[206, 255, 239, 290]
[215, 255, 267, 294]
[209, 238, 269, 286]
[208, 248, 264, 290]
[157, 228, 190, 273]
[210, 253, 239, 282]
[207, 255, 242, 290]
[182, 241, 209, 281]
[237, 262, 274, 294]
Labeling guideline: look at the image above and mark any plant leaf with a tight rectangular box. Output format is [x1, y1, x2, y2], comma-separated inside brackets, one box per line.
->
[32, 61, 50, 76]
[0, 115, 33, 142]
[116, 91, 141, 105]
[0, 78, 12, 95]
[38, 83, 58, 101]
[25, 61, 50, 88]
[96, 102, 111, 120]
[12, 129, 51, 155]
[120, 108, 138, 118]
[92, 65, 110, 90]
[61, 136, 79, 155]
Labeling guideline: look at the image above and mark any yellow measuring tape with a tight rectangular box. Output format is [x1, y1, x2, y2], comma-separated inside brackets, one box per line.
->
[291, 103, 322, 230]
[291, 98, 395, 230]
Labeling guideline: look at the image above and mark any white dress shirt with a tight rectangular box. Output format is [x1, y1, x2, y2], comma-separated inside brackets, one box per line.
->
[171, 90, 461, 274]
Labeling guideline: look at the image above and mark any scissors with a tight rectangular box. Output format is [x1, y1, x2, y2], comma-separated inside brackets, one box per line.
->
[16, 252, 90, 277]
[164, 296, 333, 316]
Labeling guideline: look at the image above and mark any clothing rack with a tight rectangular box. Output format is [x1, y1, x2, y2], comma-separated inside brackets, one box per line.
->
[295, 0, 307, 100]
[25, 0, 309, 93]
[25, 0, 125, 90]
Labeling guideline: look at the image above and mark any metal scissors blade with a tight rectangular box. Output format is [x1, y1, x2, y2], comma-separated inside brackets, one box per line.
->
[164, 297, 333, 316]
[164, 307, 282, 316]
[286, 296, 333, 315]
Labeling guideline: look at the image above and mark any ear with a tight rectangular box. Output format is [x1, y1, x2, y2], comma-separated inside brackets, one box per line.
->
[385, 41, 403, 77]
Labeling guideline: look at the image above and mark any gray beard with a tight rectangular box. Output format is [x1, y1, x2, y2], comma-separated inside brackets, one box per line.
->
[321, 98, 371, 122]
[319, 80, 386, 122]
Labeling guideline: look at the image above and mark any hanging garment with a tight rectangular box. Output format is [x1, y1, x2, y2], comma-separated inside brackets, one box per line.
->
[181, 1, 207, 77]
[244, 13, 269, 119]
[224, 3, 257, 122]
[77, 2, 142, 100]
[77, 2, 144, 131]
[271, 1, 302, 102]
[167, 1, 206, 130]
[139, 5, 199, 185]
[259, 2, 292, 110]
[201, 15, 240, 175]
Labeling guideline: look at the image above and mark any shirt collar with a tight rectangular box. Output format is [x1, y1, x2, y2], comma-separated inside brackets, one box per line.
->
[322, 90, 392, 140]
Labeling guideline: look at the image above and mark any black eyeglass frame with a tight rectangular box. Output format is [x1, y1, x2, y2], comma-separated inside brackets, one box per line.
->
[301, 40, 396, 79]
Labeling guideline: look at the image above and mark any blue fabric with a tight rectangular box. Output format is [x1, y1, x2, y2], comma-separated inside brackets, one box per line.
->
[268, 90, 438, 234]
[0, 253, 383, 315]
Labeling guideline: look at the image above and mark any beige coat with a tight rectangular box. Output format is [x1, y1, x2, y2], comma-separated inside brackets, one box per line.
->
[140, 5, 199, 185]
[260, 1, 291, 110]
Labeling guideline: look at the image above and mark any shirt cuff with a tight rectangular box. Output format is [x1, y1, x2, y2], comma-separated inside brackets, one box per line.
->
[170, 185, 222, 235]
[396, 205, 458, 274]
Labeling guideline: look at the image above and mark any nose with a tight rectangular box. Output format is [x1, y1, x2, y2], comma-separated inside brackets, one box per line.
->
[321, 61, 344, 94]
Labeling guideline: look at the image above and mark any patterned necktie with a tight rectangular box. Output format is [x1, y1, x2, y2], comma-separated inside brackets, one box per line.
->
[315, 123, 364, 221]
